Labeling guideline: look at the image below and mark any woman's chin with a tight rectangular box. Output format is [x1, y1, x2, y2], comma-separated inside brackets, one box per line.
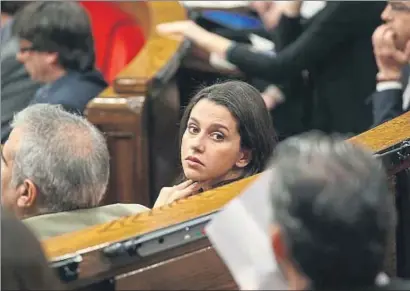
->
[184, 169, 207, 182]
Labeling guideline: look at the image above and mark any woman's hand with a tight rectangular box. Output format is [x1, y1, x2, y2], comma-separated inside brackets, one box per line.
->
[156, 20, 233, 58]
[249, 1, 274, 16]
[153, 180, 202, 208]
[157, 20, 207, 41]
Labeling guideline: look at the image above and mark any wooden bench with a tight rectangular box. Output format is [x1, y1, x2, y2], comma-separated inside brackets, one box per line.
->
[86, 1, 189, 207]
[44, 112, 410, 290]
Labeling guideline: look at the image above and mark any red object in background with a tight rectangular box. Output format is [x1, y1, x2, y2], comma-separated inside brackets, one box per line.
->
[80, 1, 145, 84]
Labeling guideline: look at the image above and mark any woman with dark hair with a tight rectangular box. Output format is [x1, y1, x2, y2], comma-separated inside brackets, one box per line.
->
[154, 80, 276, 207]
[1, 210, 62, 290]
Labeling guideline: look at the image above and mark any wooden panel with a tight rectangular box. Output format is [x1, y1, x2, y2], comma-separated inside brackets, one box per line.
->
[349, 111, 409, 152]
[44, 112, 410, 259]
[86, 1, 188, 206]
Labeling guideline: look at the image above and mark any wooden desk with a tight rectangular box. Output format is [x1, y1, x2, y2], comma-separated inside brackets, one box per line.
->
[44, 112, 410, 290]
[86, 1, 189, 207]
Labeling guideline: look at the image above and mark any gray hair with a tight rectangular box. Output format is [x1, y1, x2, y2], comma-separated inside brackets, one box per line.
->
[268, 132, 395, 288]
[11, 104, 109, 213]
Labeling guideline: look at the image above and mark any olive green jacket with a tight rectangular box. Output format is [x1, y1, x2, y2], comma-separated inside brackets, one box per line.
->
[23, 203, 149, 240]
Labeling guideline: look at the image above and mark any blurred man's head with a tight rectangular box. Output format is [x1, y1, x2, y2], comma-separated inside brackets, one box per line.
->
[1, 104, 109, 219]
[13, 2, 95, 83]
[268, 132, 395, 290]
[0, 1, 30, 26]
[382, 1, 410, 50]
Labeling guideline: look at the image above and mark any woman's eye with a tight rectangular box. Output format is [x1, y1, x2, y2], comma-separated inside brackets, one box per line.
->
[188, 125, 199, 134]
[211, 132, 224, 141]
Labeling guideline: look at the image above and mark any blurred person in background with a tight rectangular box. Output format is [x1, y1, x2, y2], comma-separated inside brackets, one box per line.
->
[1, 2, 107, 142]
[1, 1, 40, 144]
[1, 209, 62, 290]
[158, 1, 385, 136]
[371, 1, 410, 126]
[268, 132, 410, 290]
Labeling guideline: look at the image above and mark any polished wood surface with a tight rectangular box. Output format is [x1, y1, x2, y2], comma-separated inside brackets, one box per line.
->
[44, 111, 410, 259]
[43, 175, 256, 259]
[350, 111, 410, 152]
[86, 1, 188, 206]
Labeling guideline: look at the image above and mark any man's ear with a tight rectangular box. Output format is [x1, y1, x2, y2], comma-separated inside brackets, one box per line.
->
[271, 225, 287, 263]
[235, 148, 252, 169]
[16, 179, 38, 209]
[45, 52, 58, 65]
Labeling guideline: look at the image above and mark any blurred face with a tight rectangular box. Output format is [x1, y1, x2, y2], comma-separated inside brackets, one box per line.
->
[180, 99, 251, 189]
[16, 39, 57, 83]
[382, 1, 410, 50]
[1, 127, 37, 219]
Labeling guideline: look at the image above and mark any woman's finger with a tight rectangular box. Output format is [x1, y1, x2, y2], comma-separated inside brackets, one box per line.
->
[173, 179, 194, 190]
[169, 182, 200, 203]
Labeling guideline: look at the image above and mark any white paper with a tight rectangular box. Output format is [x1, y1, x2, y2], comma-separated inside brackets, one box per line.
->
[205, 170, 288, 290]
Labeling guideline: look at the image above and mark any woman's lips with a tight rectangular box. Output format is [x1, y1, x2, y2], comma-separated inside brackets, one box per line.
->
[186, 156, 204, 166]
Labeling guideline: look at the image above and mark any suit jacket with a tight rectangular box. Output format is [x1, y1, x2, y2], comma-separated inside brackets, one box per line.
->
[30, 69, 107, 114]
[1, 68, 107, 142]
[227, 2, 385, 135]
[23, 203, 150, 240]
[372, 66, 410, 127]
[1, 38, 41, 143]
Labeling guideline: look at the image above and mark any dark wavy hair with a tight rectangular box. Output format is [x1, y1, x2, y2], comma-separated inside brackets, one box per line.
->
[1, 1, 31, 16]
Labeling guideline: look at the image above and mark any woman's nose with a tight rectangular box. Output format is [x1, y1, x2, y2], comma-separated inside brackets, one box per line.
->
[190, 135, 205, 152]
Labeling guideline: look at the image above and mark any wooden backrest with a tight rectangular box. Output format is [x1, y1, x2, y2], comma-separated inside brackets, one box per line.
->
[85, 1, 188, 207]
[43, 112, 410, 290]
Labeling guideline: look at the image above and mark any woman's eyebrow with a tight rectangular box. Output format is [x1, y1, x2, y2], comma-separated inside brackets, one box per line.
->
[188, 117, 200, 124]
[209, 123, 230, 132]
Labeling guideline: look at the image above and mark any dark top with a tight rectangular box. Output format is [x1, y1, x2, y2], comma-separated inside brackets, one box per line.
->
[30, 69, 107, 114]
[1, 69, 107, 142]
[226, 2, 385, 134]
[371, 66, 410, 127]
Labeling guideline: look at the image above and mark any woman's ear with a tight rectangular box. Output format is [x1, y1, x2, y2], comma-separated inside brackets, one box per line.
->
[16, 179, 38, 209]
[235, 149, 252, 168]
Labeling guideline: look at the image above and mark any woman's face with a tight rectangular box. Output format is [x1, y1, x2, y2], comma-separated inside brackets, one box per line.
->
[181, 99, 251, 188]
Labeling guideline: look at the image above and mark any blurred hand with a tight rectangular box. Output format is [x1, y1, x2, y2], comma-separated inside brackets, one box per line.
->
[249, 1, 274, 15]
[157, 20, 206, 41]
[261, 85, 284, 110]
[280, 1, 304, 18]
[373, 25, 410, 81]
[154, 180, 202, 208]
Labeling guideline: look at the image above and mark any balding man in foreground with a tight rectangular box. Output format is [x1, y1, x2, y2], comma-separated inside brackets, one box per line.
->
[1, 104, 148, 239]
[268, 133, 410, 290]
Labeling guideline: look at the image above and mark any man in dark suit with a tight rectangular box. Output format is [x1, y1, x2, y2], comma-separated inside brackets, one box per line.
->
[268, 132, 410, 290]
[371, 1, 410, 127]
[1, 2, 107, 142]
[1, 1, 40, 143]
